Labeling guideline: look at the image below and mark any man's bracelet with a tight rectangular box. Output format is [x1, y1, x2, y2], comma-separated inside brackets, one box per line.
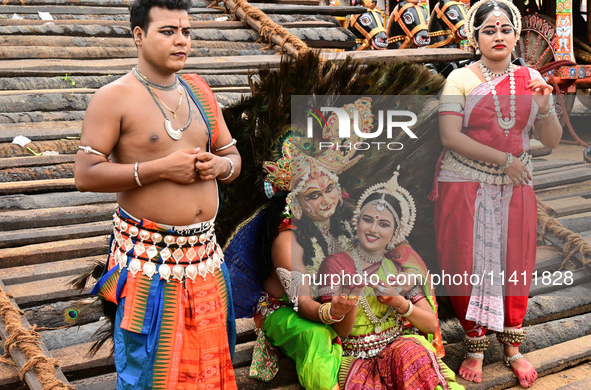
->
[134, 162, 143, 187]
[218, 157, 234, 181]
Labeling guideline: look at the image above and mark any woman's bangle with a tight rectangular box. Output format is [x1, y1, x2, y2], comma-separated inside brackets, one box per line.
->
[318, 303, 342, 324]
[501, 153, 514, 170]
[395, 297, 406, 312]
[540, 114, 557, 125]
[536, 105, 554, 121]
[329, 305, 345, 322]
[218, 157, 234, 181]
[400, 300, 414, 317]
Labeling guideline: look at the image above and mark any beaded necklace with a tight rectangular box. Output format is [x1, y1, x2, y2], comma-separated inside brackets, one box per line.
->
[478, 60, 515, 136]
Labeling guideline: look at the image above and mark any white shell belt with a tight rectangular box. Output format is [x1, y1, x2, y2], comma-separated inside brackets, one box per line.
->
[441, 150, 533, 186]
[111, 213, 224, 283]
[341, 326, 401, 359]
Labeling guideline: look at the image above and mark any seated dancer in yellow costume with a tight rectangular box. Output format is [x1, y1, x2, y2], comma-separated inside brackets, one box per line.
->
[319, 169, 463, 390]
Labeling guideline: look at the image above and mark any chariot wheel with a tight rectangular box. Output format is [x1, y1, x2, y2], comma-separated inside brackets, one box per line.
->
[514, 14, 556, 68]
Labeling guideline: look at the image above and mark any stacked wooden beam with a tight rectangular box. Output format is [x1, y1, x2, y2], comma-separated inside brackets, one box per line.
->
[0, 0, 589, 389]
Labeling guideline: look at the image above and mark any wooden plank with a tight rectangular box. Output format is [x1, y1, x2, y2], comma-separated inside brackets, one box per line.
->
[0, 0, 204, 6]
[0, 19, 337, 29]
[6, 274, 91, 307]
[0, 235, 109, 269]
[0, 221, 112, 249]
[0, 191, 115, 211]
[0, 155, 76, 169]
[530, 267, 590, 296]
[322, 48, 473, 64]
[523, 282, 591, 326]
[0, 5, 221, 14]
[0, 255, 102, 286]
[533, 163, 586, 176]
[556, 376, 591, 390]
[70, 372, 117, 390]
[0, 203, 116, 231]
[534, 167, 591, 190]
[0, 110, 85, 124]
[457, 334, 591, 390]
[559, 213, 591, 232]
[532, 159, 582, 172]
[537, 179, 591, 201]
[0, 279, 71, 389]
[249, 4, 366, 15]
[0, 178, 76, 195]
[543, 196, 591, 217]
[534, 246, 565, 272]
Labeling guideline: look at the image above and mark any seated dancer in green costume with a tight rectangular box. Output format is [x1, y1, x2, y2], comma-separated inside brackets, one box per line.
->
[248, 130, 363, 390]
[318, 169, 464, 390]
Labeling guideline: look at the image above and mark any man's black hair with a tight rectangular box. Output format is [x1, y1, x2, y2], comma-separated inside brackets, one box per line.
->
[130, 0, 192, 34]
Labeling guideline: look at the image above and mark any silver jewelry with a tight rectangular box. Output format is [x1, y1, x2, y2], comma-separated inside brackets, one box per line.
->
[315, 220, 341, 255]
[214, 138, 237, 152]
[466, 352, 485, 360]
[354, 245, 384, 264]
[399, 299, 413, 317]
[536, 106, 553, 121]
[218, 157, 234, 181]
[521, 172, 528, 179]
[479, 61, 516, 136]
[132, 66, 179, 91]
[134, 162, 143, 187]
[78, 145, 107, 159]
[132, 67, 193, 140]
[501, 152, 514, 170]
[377, 285, 387, 294]
[504, 352, 524, 366]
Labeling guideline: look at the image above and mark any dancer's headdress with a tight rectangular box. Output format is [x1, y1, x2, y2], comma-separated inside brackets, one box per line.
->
[351, 166, 416, 246]
[465, 0, 521, 52]
[263, 97, 375, 219]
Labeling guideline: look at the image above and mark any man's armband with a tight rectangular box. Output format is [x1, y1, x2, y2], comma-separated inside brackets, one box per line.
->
[78, 145, 108, 159]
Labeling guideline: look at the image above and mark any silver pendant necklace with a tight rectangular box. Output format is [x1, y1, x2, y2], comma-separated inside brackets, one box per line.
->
[478, 60, 515, 136]
[132, 66, 193, 140]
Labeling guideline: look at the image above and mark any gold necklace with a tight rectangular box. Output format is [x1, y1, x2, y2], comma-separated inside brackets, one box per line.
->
[150, 86, 183, 119]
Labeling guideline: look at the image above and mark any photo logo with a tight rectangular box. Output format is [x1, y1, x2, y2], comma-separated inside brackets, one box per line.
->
[305, 106, 418, 139]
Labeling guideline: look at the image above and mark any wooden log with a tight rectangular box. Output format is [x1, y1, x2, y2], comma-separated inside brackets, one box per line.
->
[0, 163, 74, 182]
[556, 376, 591, 390]
[532, 159, 582, 172]
[537, 179, 591, 201]
[0, 235, 109, 269]
[543, 196, 591, 217]
[0, 155, 75, 170]
[558, 214, 591, 233]
[40, 320, 106, 351]
[0, 74, 249, 91]
[533, 164, 587, 177]
[0, 45, 275, 60]
[455, 333, 591, 389]
[0, 0, 208, 6]
[0, 221, 112, 249]
[0, 16, 340, 28]
[0, 203, 116, 231]
[0, 255, 103, 286]
[70, 372, 117, 390]
[0, 120, 82, 142]
[248, 3, 367, 16]
[0, 111, 85, 124]
[0, 140, 78, 158]
[0, 279, 72, 389]
[286, 27, 355, 49]
[0, 5, 220, 15]
[7, 274, 91, 308]
[0, 93, 92, 113]
[322, 48, 474, 64]
[0, 24, 133, 37]
[534, 167, 591, 190]
[535, 246, 566, 272]
[0, 178, 77, 195]
[523, 282, 591, 326]
[529, 267, 590, 296]
[0, 191, 115, 211]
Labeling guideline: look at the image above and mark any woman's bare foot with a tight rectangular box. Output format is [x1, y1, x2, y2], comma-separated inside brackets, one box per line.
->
[458, 354, 483, 383]
[504, 345, 538, 388]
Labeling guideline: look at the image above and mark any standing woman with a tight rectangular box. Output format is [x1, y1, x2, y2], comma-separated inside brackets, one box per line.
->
[431, 0, 562, 387]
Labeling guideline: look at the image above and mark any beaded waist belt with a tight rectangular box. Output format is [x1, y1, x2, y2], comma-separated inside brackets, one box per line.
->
[441, 150, 533, 186]
[255, 292, 289, 321]
[112, 210, 223, 283]
[341, 326, 401, 359]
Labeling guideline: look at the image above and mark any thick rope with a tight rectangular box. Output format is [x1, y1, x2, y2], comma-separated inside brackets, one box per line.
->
[217, 0, 327, 64]
[537, 60, 589, 148]
[537, 198, 591, 271]
[0, 291, 74, 390]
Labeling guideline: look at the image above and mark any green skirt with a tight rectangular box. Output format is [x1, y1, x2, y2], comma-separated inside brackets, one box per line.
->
[264, 307, 342, 390]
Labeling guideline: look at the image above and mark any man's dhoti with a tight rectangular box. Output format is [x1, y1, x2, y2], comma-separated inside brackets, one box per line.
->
[92, 208, 237, 390]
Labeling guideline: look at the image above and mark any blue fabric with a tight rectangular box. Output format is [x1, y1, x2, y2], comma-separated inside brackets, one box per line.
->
[114, 296, 163, 390]
[221, 261, 237, 360]
[223, 207, 268, 318]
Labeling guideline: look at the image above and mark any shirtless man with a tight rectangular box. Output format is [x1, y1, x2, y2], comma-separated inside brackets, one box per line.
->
[75, 0, 239, 388]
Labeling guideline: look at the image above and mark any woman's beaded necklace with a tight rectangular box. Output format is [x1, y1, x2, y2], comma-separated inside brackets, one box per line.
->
[478, 60, 515, 136]
[353, 247, 393, 334]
